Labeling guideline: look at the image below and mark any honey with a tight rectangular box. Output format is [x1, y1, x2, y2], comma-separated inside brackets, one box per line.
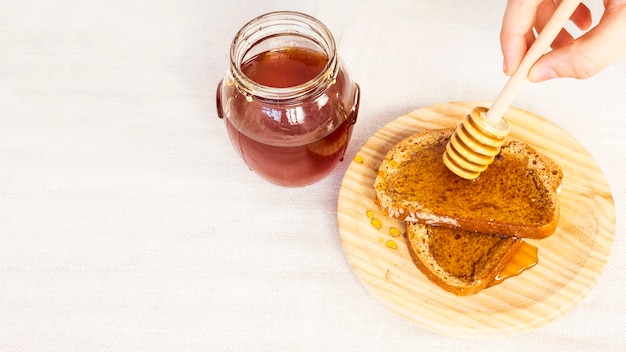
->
[223, 112, 354, 187]
[240, 48, 328, 88]
[216, 12, 360, 187]
[488, 241, 538, 287]
[370, 218, 382, 230]
[425, 225, 518, 282]
[385, 240, 398, 250]
[388, 132, 552, 226]
[389, 227, 401, 237]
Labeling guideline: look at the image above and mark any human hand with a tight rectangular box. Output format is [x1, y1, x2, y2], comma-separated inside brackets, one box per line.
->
[500, 0, 626, 81]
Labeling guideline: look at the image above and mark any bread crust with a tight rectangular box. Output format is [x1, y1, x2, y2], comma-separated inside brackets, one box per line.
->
[374, 128, 563, 239]
[405, 222, 523, 296]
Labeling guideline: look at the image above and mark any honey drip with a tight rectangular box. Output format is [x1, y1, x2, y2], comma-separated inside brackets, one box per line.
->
[370, 218, 382, 229]
[385, 240, 398, 250]
[366, 210, 400, 251]
[389, 227, 401, 237]
[488, 241, 538, 287]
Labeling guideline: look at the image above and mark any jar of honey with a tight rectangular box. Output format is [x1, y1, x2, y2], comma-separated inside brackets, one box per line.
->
[216, 11, 360, 187]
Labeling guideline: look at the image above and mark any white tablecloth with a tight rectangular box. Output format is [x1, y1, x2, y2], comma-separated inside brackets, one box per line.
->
[1, 0, 624, 350]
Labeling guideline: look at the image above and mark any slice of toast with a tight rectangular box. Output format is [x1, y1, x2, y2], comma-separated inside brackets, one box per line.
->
[374, 128, 563, 239]
[406, 222, 523, 296]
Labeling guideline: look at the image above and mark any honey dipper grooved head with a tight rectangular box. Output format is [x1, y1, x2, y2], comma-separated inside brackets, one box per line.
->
[443, 107, 510, 180]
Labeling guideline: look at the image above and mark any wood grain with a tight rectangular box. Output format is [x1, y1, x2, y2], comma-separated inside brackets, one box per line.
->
[337, 101, 615, 338]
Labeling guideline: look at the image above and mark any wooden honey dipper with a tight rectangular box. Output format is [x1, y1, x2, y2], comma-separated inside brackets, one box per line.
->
[443, 0, 582, 180]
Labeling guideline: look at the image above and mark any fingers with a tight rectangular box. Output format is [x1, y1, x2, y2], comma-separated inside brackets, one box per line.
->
[534, 1, 576, 49]
[500, 0, 544, 75]
[529, 3, 626, 81]
[501, 0, 545, 75]
[551, 3, 592, 49]
[501, 0, 593, 76]
[570, 2, 593, 30]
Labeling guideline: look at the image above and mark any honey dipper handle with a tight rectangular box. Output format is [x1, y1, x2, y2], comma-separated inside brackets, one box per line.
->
[485, 0, 582, 125]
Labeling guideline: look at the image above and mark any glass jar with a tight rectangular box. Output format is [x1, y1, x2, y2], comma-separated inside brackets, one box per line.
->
[216, 11, 360, 187]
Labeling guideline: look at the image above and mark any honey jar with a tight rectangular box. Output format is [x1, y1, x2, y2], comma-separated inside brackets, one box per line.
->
[216, 11, 360, 187]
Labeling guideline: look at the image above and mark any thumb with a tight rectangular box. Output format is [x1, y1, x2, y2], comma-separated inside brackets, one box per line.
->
[529, 4, 626, 82]
[528, 43, 598, 81]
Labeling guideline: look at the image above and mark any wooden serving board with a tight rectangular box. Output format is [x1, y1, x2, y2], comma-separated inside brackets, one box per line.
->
[337, 101, 615, 338]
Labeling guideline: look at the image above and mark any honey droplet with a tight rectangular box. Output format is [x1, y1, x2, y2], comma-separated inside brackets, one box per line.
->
[354, 155, 364, 163]
[488, 241, 539, 287]
[378, 237, 384, 243]
[370, 218, 382, 229]
[389, 227, 401, 237]
[365, 210, 374, 219]
[385, 240, 398, 250]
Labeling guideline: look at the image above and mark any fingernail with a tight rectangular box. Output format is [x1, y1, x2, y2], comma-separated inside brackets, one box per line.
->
[529, 67, 558, 82]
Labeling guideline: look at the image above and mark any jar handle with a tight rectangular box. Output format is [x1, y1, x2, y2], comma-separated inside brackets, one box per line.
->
[349, 84, 361, 125]
[216, 80, 224, 119]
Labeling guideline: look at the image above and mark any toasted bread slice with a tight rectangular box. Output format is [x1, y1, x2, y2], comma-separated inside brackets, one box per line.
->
[406, 222, 523, 296]
[374, 128, 563, 239]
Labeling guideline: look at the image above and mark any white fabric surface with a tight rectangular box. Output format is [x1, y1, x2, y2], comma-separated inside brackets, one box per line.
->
[1, 0, 624, 350]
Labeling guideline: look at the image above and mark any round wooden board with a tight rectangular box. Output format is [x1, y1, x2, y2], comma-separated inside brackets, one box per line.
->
[337, 101, 615, 338]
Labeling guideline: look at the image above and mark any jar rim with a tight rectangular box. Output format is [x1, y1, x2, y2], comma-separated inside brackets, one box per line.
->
[229, 11, 338, 102]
